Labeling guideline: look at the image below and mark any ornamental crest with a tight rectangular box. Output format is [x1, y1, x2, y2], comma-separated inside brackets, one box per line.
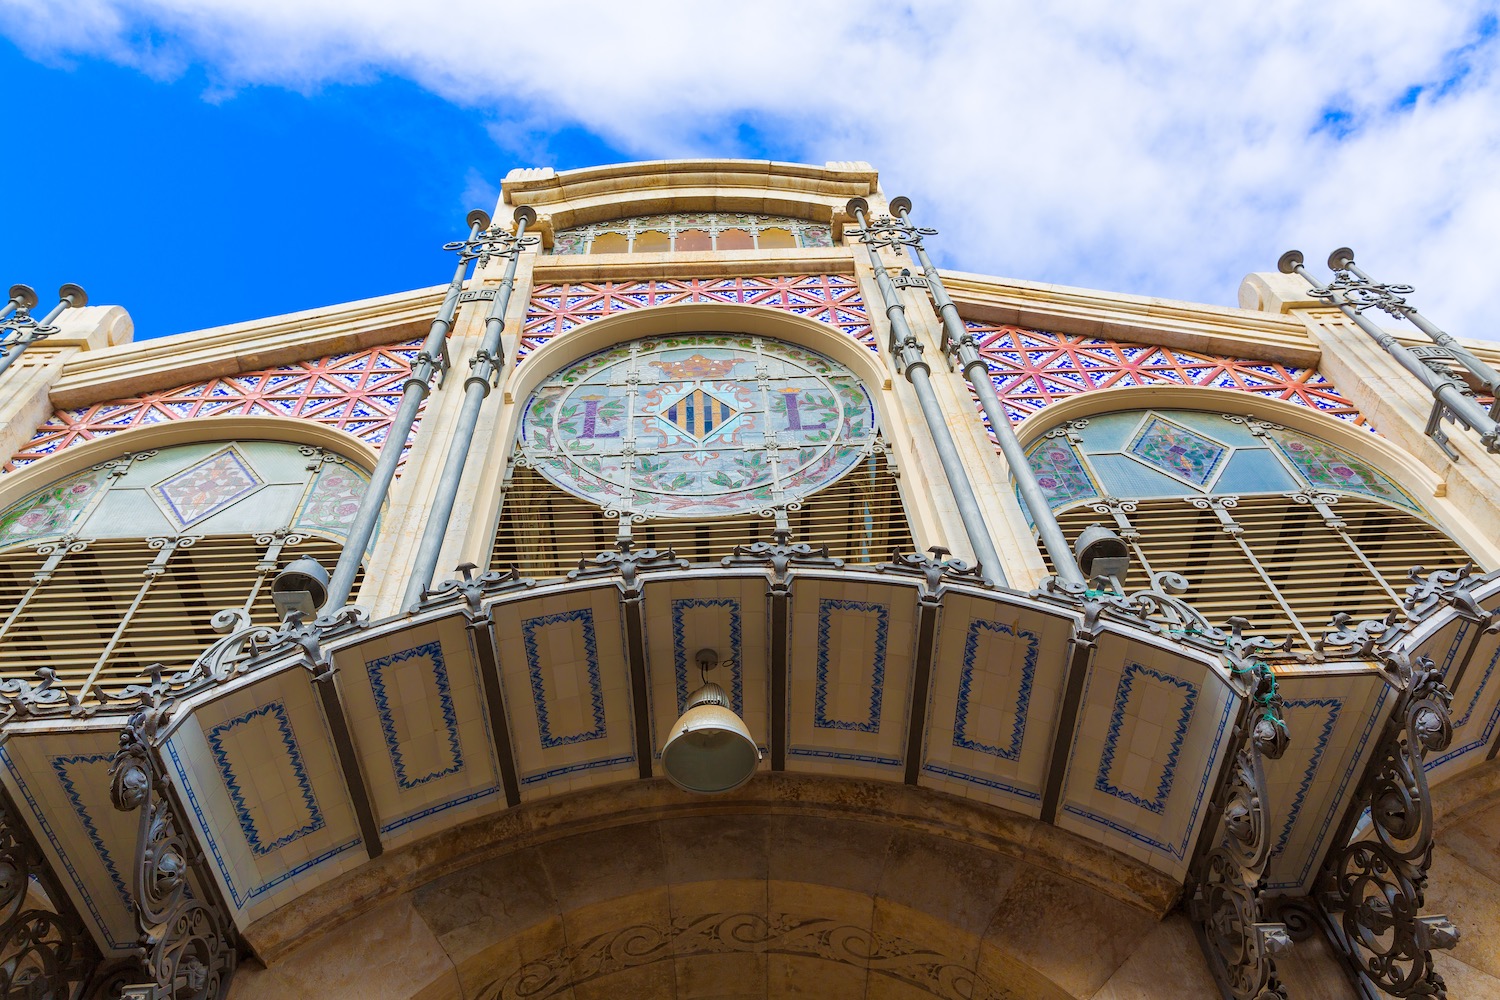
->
[519, 335, 878, 518]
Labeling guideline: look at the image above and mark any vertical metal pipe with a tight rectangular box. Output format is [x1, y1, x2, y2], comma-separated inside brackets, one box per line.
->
[0, 284, 36, 325]
[401, 208, 536, 609]
[893, 200, 1086, 589]
[848, 199, 1005, 586]
[0, 284, 85, 381]
[1279, 251, 1500, 453]
[320, 212, 490, 612]
[1329, 248, 1500, 397]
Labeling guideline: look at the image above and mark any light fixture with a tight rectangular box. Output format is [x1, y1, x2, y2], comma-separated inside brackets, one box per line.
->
[1075, 524, 1130, 589]
[661, 648, 762, 794]
[272, 555, 330, 621]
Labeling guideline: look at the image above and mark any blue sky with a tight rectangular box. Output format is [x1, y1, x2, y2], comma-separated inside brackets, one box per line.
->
[2, 2, 1498, 342]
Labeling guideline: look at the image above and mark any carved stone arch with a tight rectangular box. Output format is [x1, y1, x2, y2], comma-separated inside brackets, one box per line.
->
[228, 776, 1199, 1000]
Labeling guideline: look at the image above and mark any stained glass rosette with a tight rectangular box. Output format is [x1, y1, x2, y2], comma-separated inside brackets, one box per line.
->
[519, 335, 878, 518]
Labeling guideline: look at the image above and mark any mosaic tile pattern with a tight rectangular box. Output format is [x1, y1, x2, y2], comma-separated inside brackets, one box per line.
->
[962, 322, 1365, 428]
[0, 467, 107, 544]
[293, 463, 371, 535]
[1266, 427, 1418, 510]
[7, 341, 424, 469]
[151, 447, 265, 528]
[522, 275, 875, 359]
[1025, 439, 1097, 508]
[1125, 414, 1229, 487]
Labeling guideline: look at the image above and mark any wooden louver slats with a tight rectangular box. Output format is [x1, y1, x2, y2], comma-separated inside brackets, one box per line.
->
[492, 455, 915, 580]
[0, 534, 356, 702]
[1048, 495, 1469, 654]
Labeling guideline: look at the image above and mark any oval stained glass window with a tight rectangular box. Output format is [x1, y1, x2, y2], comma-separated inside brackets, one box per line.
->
[518, 335, 879, 518]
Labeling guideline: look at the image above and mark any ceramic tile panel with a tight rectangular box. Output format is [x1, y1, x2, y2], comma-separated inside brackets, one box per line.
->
[8, 341, 424, 469]
[0, 727, 139, 955]
[335, 616, 502, 848]
[918, 592, 1078, 816]
[164, 669, 365, 926]
[1262, 666, 1394, 894]
[1055, 629, 1238, 880]
[785, 574, 920, 778]
[521, 275, 876, 360]
[1419, 577, 1500, 781]
[491, 585, 636, 800]
[641, 573, 771, 773]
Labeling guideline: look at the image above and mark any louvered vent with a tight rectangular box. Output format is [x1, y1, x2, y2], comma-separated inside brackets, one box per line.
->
[0, 534, 357, 703]
[492, 453, 914, 579]
[1047, 495, 1469, 653]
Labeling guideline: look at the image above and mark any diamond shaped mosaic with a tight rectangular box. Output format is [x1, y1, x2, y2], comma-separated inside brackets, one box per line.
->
[151, 447, 265, 528]
[1125, 415, 1228, 487]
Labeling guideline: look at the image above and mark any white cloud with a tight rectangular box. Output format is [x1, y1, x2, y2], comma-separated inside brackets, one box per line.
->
[4, 0, 1499, 340]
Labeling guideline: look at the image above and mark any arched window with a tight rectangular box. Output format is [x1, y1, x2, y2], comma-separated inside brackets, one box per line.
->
[1023, 408, 1470, 653]
[0, 440, 372, 700]
[493, 334, 911, 576]
[548, 213, 833, 255]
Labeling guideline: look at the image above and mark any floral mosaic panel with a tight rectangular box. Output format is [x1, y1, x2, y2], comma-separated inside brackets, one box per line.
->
[522, 275, 875, 360]
[1125, 415, 1229, 487]
[1027, 439, 1097, 508]
[519, 335, 877, 518]
[150, 447, 266, 528]
[1266, 427, 1418, 510]
[293, 462, 371, 536]
[0, 468, 108, 545]
[962, 323, 1365, 429]
[7, 342, 424, 470]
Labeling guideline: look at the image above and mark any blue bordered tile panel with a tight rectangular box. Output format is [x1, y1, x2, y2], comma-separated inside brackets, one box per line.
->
[0, 729, 139, 954]
[1262, 668, 1393, 894]
[786, 576, 919, 778]
[1056, 629, 1237, 880]
[492, 586, 636, 800]
[1424, 605, 1500, 780]
[336, 618, 502, 845]
[642, 575, 770, 775]
[165, 670, 365, 925]
[918, 593, 1077, 818]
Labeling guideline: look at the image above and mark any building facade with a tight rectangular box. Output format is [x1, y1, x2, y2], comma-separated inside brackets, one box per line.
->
[0, 159, 1498, 999]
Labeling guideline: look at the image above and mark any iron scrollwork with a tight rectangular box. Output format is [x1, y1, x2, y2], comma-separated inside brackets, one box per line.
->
[1317, 657, 1459, 997]
[0, 789, 102, 997]
[109, 711, 236, 1000]
[1191, 665, 1293, 1000]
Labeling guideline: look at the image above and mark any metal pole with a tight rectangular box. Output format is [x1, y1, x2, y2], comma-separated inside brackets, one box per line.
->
[0, 284, 85, 381]
[0, 284, 37, 325]
[847, 198, 1006, 587]
[891, 198, 1086, 590]
[1328, 247, 1500, 399]
[401, 207, 537, 609]
[320, 211, 491, 612]
[1279, 250, 1500, 455]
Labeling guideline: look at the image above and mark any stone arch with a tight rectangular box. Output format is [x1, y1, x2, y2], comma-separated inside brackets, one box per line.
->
[229, 775, 1207, 1000]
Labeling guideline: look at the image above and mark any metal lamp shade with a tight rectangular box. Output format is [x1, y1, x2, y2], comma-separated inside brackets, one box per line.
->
[661, 682, 762, 794]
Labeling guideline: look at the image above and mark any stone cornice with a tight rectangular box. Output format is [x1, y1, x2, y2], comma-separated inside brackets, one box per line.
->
[48, 285, 446, 409]
[943, 270, 1321, 367]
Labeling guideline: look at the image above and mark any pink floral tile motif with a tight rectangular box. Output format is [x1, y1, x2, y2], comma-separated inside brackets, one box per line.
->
[7, 341, 424, 470]
[0, 468, 108, 544]
[961, 322, 1366, 428]
[151, 447, 265, 528]
[521, 275, 875, 359]
[293, 463, 369, 535]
